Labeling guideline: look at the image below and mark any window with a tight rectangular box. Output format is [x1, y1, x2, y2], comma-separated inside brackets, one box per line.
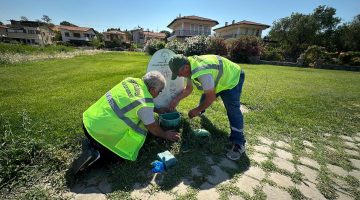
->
[256, 30, 260, 37]
[28, 30, 36, 34]
[204, 26, 209, 34]
[84, 33, 90, 37]
[73, 33, 81, 38]
[106, 35, 110, 39]
[199, 25, 203, 34]
[65, 32, 70, 37]
[7, 29, 25, 33]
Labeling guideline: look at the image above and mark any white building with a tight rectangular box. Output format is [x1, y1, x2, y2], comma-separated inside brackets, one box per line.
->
[214, 20, 270, 39]
[54, 25, 96, 43]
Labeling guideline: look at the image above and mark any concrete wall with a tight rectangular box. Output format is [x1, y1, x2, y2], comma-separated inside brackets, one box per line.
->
[6, 26, 53, 45]
[258, 60, 360, 71]
[215, 24, 264, 39]
[60, 29, 96, 42]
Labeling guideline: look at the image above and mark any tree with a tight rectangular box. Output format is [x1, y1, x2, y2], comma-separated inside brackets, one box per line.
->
[20, 16, 28, 21]
[160, 30, 171, 39]
[90, 37, 105, 49]
[107, 28, 121, 32]
[124, 29, 132, 42]
[268, 5, 342, 60]
[59, 21, 77, 27]
[312, 5, 341, 51]
[41, 15, 51, 23]
[0, 21, 3, 25]
[313, 5, 341, 31]
[335, 14, 360, 51]
[269, 13, 318, 60]
[54, 31, 62, 41]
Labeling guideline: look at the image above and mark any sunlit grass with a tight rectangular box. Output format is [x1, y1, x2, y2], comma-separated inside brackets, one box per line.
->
[0, 52, 359, 199]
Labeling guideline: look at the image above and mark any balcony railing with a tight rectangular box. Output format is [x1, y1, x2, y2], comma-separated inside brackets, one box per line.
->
[171, 29, 211, 37]
[222, 32, 260, 39]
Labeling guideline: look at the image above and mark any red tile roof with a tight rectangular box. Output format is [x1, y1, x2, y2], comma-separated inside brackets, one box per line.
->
[0, 25, 8, 29]
[214, 20, 270, 31]
[167, 15, 219, 28]
[143, 31, 166, 38]
[56, 25, 94, 32]
[104, 30, 125, 35]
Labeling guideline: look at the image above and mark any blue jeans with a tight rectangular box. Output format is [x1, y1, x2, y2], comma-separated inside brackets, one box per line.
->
[199, 71, 245, 145]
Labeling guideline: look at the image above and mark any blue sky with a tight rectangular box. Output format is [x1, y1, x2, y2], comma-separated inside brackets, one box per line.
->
[1, 0, 359, 36]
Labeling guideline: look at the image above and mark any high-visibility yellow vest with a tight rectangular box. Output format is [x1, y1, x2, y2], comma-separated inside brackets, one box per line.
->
[83, 77, 154, 161]
[188, 55, 242, 93]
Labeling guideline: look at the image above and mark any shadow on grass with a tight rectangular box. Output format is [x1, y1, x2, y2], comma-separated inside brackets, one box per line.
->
[65, 115, 250, 196]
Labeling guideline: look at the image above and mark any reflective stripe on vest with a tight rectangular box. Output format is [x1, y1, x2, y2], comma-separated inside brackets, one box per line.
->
[191, 55, 223, 90]
[105, 91, 153, 136]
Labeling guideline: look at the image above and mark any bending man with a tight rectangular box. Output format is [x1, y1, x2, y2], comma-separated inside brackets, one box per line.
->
[73, 71, 180, 174]
[168, 55, 245, 160]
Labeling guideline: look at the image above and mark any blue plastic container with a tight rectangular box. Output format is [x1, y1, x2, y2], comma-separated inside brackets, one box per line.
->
[159, 112, 181, 128]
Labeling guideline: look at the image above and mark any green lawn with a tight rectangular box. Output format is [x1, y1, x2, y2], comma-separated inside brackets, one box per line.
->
[0, 52, 359, 199]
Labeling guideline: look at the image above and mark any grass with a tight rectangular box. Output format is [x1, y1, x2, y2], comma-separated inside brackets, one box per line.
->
[0, 51, 359, 199]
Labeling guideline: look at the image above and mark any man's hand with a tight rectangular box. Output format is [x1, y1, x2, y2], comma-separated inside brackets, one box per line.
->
[168, 98, 179, 111]
[188, 108, 201, 119]
[155, 107, 170, 114]
[165, 130, 180, 141]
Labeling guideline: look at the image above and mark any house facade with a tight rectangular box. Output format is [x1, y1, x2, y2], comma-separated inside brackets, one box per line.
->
[214, 20, 270, 39]
[5, 20, 54, 45]
[167, 15, 219, 41]
[131, 28, 166, 46]
[0, 25, 7, 41]
[103, 30, 130, 43]
[54, 25, 96, 43]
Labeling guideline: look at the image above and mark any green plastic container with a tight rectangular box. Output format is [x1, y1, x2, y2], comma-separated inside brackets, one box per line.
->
[159, 112, 181, 128]
[192, 129, 210, 137]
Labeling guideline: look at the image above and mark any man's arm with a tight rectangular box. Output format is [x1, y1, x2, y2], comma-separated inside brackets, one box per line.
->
[188, 74, 216, 119]
[169, 78, 193, 110]
[188, 89, 216, 118]
[145, 122, 180, 141]
[138, 107, 180, 141]
[154, 107, 170, 114]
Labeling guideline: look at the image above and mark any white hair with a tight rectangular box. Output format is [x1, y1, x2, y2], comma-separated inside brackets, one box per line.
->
[142, 71, 166, 91]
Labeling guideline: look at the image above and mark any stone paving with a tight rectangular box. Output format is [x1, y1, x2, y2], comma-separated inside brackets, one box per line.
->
[65, 134, 360, 199]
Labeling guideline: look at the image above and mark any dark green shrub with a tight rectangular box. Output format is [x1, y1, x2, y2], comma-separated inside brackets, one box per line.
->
[165, 39, 185, 54]
[105, 38, 123, 48]
[303, 45, 328, 67]
[184, 35, 209, 56]
[128, 43, 137, 51]
[206, 37, 227, 56]
[226, 36, 263, 63]
[350, 57, 360, 66]
[339, 51, 360, 65]
[144, 39, 165, 55]
[261, 46, 285, 61]
[324, 52, 339, 64]
[90, 38, 105, 49]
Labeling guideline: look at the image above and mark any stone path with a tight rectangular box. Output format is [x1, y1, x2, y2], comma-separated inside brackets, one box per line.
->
[65, 134, 360, 199]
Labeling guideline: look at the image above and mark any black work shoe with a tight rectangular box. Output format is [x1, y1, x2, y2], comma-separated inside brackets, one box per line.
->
[72, 148, 100, 175]
[226, 144, 245, 161]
